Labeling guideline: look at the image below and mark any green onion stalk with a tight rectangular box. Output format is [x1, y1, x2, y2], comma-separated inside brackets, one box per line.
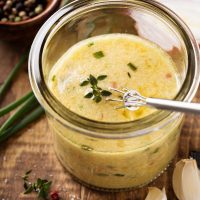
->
[0, 53, 44, 143]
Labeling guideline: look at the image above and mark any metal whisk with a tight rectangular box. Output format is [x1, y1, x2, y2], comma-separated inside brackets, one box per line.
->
[106, 87, 200, 114]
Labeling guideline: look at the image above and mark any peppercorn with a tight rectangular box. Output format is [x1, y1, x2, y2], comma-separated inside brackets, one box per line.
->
[15, 2, 23, 11]
[34, 4, 43, 14]
[0, 1, 4, 8]
[0, 0, 47, 22]
[6, 1, 13, 7]
[19, 10, 26, 17]
[3, 5, 11, 11]
[12, 8, 17, 15]
[14, 16, 21, 22]
[1, 18, 8, 22]
[28, 11, 35, 17]
[8, 14, 14, 20]
[0, 9, 3, 18]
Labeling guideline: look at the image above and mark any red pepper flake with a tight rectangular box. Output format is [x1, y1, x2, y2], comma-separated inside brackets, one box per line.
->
[165, 73, 172, 79]
[50, 191, 60, 200]
[110, 81, 118, 88]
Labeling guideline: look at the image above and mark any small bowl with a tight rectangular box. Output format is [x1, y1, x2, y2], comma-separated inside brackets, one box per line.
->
[0, 0, 61, 41]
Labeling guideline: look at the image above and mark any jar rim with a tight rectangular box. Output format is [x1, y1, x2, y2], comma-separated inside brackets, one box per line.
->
[29, 0, 200, 139]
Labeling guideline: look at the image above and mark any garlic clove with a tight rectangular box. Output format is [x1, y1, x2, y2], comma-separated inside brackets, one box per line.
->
[182, 159, 200, 200]
[172, 159, 185, 200]
[172, 159, 200, 200]
[162, 188, 167, 200]
[145, 187, 167, 200]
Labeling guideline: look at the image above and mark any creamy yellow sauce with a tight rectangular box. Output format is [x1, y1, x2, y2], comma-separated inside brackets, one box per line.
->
[46, 34, 183, 189]
[48, 34, 179, 122]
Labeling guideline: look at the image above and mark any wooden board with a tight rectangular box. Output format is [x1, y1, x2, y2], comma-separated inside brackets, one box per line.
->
[0, 40, 200, 200]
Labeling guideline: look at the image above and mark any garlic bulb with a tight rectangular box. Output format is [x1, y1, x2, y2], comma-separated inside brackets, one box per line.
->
[145, 187, 167, 200]
[172, 159, 200, 200]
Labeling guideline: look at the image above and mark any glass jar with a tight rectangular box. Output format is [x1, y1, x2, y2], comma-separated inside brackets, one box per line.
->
[29, 0, 200, 191]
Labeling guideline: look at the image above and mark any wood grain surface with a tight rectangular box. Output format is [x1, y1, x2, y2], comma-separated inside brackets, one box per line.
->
[0, 40, 200, 200]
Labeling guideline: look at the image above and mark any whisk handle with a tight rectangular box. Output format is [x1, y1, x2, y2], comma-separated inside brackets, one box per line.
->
[146, 98, 200, 114]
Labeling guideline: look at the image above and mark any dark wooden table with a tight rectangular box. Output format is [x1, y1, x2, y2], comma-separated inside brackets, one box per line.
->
[0, 39, 200, 200]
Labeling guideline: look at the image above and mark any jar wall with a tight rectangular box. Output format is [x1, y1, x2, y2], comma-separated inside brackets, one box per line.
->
[48, 114, 183, 189]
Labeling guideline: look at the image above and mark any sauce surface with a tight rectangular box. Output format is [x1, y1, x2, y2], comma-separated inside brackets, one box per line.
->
[48, 34, 179, 122]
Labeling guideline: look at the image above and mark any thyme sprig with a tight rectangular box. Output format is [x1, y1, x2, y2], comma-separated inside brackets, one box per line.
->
[22, 170, 52, 199]
[80, 74, 112, 103]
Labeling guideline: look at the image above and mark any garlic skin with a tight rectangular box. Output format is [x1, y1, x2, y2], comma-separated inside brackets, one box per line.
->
[145, 187, 167, 200]
[172, 159, 200, 200]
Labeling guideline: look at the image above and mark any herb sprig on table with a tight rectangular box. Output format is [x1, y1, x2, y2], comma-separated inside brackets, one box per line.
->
[22, 170, 60, 200]
[0, 52, 44, 143]
[80, 74, 112, 103]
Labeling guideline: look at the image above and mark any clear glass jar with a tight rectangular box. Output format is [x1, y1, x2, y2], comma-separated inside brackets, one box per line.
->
[29, 0, 200, 191]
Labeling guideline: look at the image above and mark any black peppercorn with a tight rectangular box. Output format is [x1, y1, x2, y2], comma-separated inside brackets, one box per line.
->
[15, 2, 23, 11]
[0, 8, 3, 18]
[0, 0, 47, 22]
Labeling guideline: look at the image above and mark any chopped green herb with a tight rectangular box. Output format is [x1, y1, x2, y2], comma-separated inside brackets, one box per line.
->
[97, 75, 107, 81]
[52, 75, 56, 81]
[127, 62, 137, 71]
[81, 145, 93, 151]
[80, 74, 112, 103]
[113, 174, 125, 177]
[127, 72, 131, 78]
[88, 42, 94, 47]
[93, 51, 104, 59]
[80, 80, 89, 86]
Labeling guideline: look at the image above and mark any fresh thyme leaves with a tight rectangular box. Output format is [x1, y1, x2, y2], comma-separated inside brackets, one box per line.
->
[80, 80, 89, 86]
[22, 170, 54, 199]
[97, 75, 107, 81]
[84, 92, 93, 98]
[127, 72, 131, 78]
[89, 74, 98, 85]
[93, 51, 104, 59]
[93, 96, 102, 103]
[80, 74, 111, 103]
[88, 42, 94, 47]
[127, 62, 137, 71]
[101, 90, 112, 96]
[22, 170, 32, 184]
